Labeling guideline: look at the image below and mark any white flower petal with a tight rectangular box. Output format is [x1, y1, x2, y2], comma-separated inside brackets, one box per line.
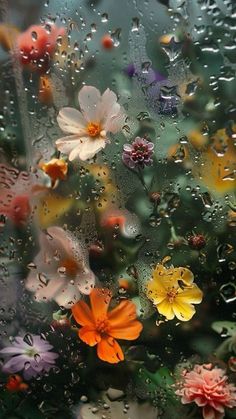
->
[57, 107, 86, 135]
[70, 137, 107, 161]
[31, 277, 66, 302]
[76, 269, 95, 295]
[105, 108, 125, 134]
[78, 86, 101, 122]
[54, 283, 81, 308]
[55, 135, 82, 155]
[99, 88, 118, 121]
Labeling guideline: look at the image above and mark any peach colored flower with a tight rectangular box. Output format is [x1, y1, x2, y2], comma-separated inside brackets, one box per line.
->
[25, 226, 95, 308]
[72, 288, 143, 364]
[175, 363, 236, 419]
[55, 86, 125, 161]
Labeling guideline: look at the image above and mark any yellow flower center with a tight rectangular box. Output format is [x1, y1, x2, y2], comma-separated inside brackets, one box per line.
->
[166, 288, 178, 303]
[60, 258, 79, 278]
[87, 122, 101, 137]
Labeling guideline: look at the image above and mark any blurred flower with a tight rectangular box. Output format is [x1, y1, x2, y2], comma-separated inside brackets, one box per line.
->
[16, 23, 65, 71]
[188, 233, 206, 250]
[25, 226, 95, 308]
[39, 158, 68, 187]
[0, 335, 58, 380]
[146, 261, 203, 321]
[193, 127, 236, 195]
[55, 86, 125, 161]
[175, 363, 236, 419]
[0, 164, 46, 226]
[5, 374, 28, 392]
[100, 209, 140, 238]
[122, 137, 154, 169]
[38, 74, 54, 106]
[36, 193, 74, 229]
[72, 288, 143, 363]
[101, 34, 114, 49]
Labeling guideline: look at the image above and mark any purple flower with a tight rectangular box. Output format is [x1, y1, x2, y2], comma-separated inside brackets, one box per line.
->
[122, 137, 154, 169]
[0, 334, 58, 380]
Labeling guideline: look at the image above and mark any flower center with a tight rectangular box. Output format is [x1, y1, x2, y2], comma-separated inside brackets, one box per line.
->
[166, 288, 178, 303]
[87, 122, 101, 137]
[60, 257, 79, 277]
[95, 316, 110, 335]
[132, 145, 149, 161]
[25, 348, 38, 357]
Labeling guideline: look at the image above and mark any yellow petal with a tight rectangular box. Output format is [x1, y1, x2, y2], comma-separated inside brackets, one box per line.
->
[172, 300, 196, 321]
[172, 267, 194, 285]
[157, 299, 175, 320]
[177, 284, 203, 304]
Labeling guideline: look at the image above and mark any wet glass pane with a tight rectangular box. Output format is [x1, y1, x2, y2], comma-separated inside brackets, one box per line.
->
[0, 0, 236, 418]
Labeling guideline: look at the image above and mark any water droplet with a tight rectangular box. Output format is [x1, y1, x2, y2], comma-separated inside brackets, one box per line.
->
[31, 31, 38, 41]
[217, 243, 233, 262]
[23, 333, 34, 346]
[201, 192, 213, 208]
[131, 17, 140, 32]
[219, 282, 236, 303]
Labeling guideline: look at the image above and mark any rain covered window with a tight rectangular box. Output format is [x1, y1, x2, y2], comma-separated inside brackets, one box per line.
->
[0, 0, 236, 418]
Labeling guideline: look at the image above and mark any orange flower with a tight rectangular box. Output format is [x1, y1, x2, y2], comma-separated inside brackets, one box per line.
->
[72, 288, 143, 364]
[6, 375, 28, 392]
[39, 158, 68, 186]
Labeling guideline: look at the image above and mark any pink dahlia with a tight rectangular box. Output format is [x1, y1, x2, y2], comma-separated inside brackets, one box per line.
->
[175, 363, 236, 419]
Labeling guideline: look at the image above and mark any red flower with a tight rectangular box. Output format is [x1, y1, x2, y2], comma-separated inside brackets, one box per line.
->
[6, 375, 28, 392]
[16, 23, 65, 71]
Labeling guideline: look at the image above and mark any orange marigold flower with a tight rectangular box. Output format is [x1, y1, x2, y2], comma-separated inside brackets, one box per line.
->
[72, 288, 143, 364]
[39, 158, 68, 185]
[6, 375, 28, 392]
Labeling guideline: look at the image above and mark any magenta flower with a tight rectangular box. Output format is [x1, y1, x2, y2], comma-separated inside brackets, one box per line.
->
[0, 335, 58, 380]
[122, 137, 154, 169]
[175, 363, 236, 419]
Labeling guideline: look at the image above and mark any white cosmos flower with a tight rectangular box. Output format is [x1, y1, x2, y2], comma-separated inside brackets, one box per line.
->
[25, 226, 95, 308]
[55, 86, 125, 162]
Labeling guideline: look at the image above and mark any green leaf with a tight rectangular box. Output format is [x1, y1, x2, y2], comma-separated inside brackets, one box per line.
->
[212, 321, 236, 337]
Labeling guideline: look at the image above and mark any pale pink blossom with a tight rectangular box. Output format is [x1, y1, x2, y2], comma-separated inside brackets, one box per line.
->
[55, 86, 125, 161]
[25, 226, 95, 308]
[175, 363, 236, 419]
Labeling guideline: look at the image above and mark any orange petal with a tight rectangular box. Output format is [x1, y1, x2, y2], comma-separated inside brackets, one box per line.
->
[90, 288, 112, 320]
[108, 300, 137, 325]
[79, 326, 101, 346]
[72, 300, 94, 327]
[109, 320, 143, 340]
[97, 336, 124, 364]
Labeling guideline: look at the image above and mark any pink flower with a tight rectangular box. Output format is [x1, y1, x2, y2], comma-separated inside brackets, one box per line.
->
[55, 86, 125, 161]
[175, 363, 236, 419]
[0, 164, 45, 226]
[25, 226, 95, 308]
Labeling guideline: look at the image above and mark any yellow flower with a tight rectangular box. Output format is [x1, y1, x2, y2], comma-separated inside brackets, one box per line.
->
[146, 262, 203, 322]
[192, 126, 236, 195]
